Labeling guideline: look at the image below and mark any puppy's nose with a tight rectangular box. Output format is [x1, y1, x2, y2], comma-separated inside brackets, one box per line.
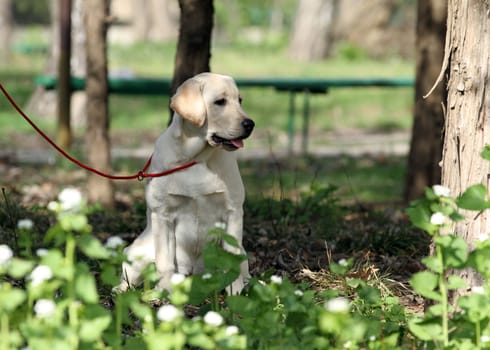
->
[242, 118, 255, 134]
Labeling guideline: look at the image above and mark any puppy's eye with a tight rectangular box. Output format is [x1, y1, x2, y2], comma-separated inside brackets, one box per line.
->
[239, 96, 243, 104]
[214, 98, 226, 106]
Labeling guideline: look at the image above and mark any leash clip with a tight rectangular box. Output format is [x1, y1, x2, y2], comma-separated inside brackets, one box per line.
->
[137, 171, 145, 181]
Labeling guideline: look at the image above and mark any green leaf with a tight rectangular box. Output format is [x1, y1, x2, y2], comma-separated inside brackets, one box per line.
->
[79, 304, 111, 342]
[221, 233, 240, 248]
[100, 264, 120, 286]
[468, 246, 490, 276]
[129, 301, 153, 321]
[408, 318, 444, 341]
[458, 294, 490, 322]
[447, 275, 466, 290]
[481, 145, 490, 161]
[59, 213, 89, 232]
[406, 204, 437, 234]
[226, 295, 254, 315]
[188, 334, 215, 350]
[77, 235, 110, 259]
[0, 285, 26, 313]
[456, 184, 490, 211]
[422, 256, 443, 273]
[357, 284, 381, 304]
[435, 235, 468, 268]
[75, 265, 99, 303]
[7, 258, 34, 278]
[410, 271, 442, 301]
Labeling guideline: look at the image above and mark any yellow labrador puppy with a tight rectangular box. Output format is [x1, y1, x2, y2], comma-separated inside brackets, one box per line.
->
[117, 73, 254, 294]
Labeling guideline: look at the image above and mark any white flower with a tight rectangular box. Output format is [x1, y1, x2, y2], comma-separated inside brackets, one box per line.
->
[170, 273, 186, 286]
[58, 188, 83, 211]
[214, 222, 226, 230]
[36, 249, 49, 257]
[343, 340, 353, 348]
[430, 212, 446, 226]
[433, 185, 451, 197]
[338, 258, 348, 267]
[34, 299, 56, 318]
[294, 290, 304, 297]
[270, 275, 283, 285]
[325, 297, 350, 313]
[47, 201, 60, 212]
[202, 273, 212, 280]
[17, 219, 34, 230]
[157, 304, 180, 322]
[478, 233, 490, 242]
[472, 286, 485, 295]
[105, 236, 125, 249]
[369, 335, 376, 341]
[204, 311, 223, 327]
[481, 335, 490, 343]
[29, 265, 53, 286]
[0, 244, 13, 266]
[225, 325, 239, 336]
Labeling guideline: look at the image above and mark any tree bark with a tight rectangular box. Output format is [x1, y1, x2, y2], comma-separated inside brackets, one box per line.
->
[170, 0, 213, 95]
[442, 0, 490, 290]
[404, 0, 447, 203]
[84, 0, 114, 208]
[57, 0, 72, 150]
[288, 0, 338, 61]
[70, 0, 87, 128]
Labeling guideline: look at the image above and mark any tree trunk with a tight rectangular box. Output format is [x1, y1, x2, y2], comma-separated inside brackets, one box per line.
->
[57, 0, 72, 150]
[0, 0, 13, 62]
[26, 0, 58, 117]
[26, 0, 86, 124]
[404, 0, 447, 203]
[442, 0, 490, 290]
[132, 0, 152, 41]
[70, 0, 87, 128]
[84, 0, 114, 208]
[148, 0, 179, 42]
[170, 0, 213, 95]
[288, 0, 338, 61]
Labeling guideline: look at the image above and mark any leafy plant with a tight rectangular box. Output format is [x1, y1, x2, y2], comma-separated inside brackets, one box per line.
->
[407, 176, 490, 348]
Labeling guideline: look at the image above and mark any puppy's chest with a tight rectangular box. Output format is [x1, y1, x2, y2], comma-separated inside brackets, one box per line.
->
[147, 163, 229, 210]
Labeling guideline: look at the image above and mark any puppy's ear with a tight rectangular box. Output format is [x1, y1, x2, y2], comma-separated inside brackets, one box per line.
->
[170, 79, 207, 127]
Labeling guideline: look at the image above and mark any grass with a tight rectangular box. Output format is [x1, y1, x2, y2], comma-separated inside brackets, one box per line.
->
[240, 155, 406, 204]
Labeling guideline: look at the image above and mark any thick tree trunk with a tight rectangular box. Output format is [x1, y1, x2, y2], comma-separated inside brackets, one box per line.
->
[404, 0, 447, 203]
[288, 0, 338, 61]
[442, 0, 490, 289]
[170, 0, 213, 95]
[84, 0, 114, 208]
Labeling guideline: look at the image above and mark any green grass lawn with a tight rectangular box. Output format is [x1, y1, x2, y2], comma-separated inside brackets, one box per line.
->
[0, 29, 414, 203]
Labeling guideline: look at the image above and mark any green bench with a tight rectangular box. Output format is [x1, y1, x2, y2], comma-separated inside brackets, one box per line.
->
[35, 76, 414, 154]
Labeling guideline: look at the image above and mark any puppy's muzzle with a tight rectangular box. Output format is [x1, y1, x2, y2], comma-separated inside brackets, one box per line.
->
[211, 118, 255, 151]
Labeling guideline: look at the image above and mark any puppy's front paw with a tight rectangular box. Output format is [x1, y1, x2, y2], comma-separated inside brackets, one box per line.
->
[226, 276, 245, 295]
[155, 271, 177, 292]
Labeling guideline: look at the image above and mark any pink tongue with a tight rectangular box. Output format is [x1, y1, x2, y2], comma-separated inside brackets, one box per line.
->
[231, 139, 244, 148]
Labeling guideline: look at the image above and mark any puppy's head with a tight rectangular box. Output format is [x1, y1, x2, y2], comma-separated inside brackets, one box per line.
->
[170, 73, 254, 151]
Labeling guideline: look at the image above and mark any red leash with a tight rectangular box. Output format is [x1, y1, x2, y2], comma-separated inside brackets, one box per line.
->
[0, 83, 197, 180]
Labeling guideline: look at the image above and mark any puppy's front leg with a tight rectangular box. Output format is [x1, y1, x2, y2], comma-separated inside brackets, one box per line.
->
[152, 211, 176, 291]
[225, 208, 249, 295]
